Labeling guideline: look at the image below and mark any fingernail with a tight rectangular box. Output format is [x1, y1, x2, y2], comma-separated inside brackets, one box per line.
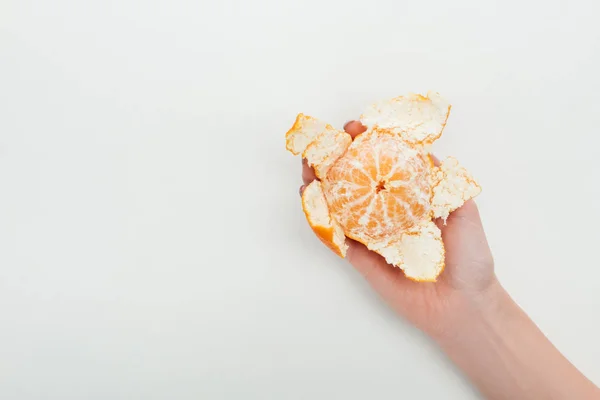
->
[299, 185, 306, 196]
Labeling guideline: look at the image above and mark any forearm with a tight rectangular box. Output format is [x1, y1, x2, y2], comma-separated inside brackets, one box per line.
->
[436, 282, 600, 400]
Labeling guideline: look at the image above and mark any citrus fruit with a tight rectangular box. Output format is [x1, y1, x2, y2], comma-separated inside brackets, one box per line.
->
[286, 92, 481, 281]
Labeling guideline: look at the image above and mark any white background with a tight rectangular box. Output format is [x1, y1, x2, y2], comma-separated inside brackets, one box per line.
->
[1, 0, 599, 399]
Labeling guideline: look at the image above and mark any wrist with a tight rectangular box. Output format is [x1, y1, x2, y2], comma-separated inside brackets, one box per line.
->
[429, 278, 600, 399]
[431, 277, 512, 346]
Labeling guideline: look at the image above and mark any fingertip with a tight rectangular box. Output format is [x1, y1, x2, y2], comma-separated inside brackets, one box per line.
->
[343, 120, 367, 139]
[447, 199, 483, 225]
[301, 158, 317, 184]
[434, 217, 447, 231]
[457, 199, 480, 214]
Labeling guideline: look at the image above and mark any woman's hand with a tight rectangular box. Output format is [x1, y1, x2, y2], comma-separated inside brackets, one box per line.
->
[299, 120, 600, 399]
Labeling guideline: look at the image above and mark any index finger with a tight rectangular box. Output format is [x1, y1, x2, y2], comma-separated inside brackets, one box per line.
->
[343, 121, 367, 138]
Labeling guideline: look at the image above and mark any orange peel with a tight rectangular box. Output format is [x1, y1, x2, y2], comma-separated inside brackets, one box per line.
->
[301, 180, 348, 257]
[286, 92, 480, 281]
[360, 91, 451, 146]
[369, 221, 445, 282]
[431, 156, 482, 222]
[286, 114, 352, 179]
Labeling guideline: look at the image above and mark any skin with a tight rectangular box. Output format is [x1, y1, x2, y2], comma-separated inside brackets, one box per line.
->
[300, 121, 600, 400]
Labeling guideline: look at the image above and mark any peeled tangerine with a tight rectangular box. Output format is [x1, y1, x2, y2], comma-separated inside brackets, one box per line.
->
[286, 92, 481, 282]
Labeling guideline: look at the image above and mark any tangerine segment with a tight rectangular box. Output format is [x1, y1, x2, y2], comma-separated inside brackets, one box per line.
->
[323, 130, 432, 243]
[359, 91, 451, 146]
[301, 180, 348, 257]
[369, 221, 445, 282]
[303, 130, 352, 179]
[285, 114, 338, 155]
[431, 157, 482, 221]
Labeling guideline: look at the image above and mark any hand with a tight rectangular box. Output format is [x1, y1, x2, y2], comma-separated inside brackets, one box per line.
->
[301, 121, 600, 399]
[300, 120, 497, 339]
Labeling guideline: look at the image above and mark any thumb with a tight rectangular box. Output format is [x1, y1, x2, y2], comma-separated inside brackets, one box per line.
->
[437, 200, 495, 289]
[438, 200, 488, 248]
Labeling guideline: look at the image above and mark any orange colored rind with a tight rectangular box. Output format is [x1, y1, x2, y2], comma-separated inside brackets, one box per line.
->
[286, 113, 352, 179]
[286, 92, 480, 281]
[369, 222, 445, 282]
[303, 130, 352, 179]
[301, 180, 348, 257]
[431, 157, 482, 222]
[360, 91, 451, 146]
[285, 114, 335, 155]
